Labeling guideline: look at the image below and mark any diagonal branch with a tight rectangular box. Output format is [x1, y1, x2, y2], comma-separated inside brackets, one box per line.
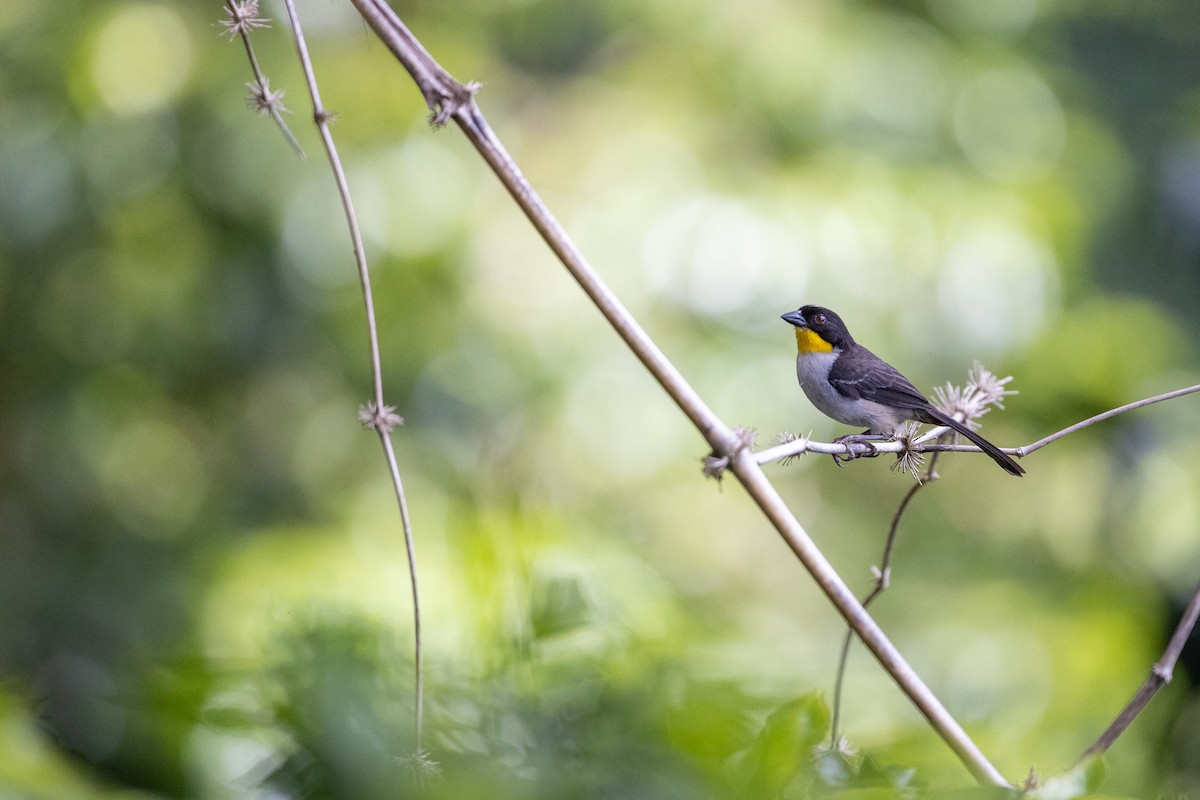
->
[1076, 578, 1200, 763]
[348, 0, 479, 127]
[345, 4, 731, 448]
[345, 0, 1009, 787]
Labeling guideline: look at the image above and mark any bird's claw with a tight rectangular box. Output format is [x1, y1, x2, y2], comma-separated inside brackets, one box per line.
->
[832, 435, 879, 467]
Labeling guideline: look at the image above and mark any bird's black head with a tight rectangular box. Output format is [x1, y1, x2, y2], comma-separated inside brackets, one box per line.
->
[780, 305, 855, 349]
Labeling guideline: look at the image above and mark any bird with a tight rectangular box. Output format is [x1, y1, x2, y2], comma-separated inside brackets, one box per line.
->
[780, 305, 1024, 476]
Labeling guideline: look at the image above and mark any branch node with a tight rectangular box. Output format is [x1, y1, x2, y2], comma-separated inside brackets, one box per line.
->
[428, 80, 481, 129]
[359, 401, 404, 434]
[870, 565, 890, 591]
[246, 78, 289, 117]
[702, 426, 756, 483]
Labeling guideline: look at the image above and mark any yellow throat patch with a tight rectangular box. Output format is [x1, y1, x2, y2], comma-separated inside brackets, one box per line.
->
[794, 327, 833, 354]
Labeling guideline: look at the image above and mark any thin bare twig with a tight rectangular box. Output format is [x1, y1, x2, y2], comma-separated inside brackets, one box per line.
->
[1076, 578, 1200, 763]
[345, 0, 1008, 787]
[279, 0, 429, 763]
[222, 0, 303, 157]
[1018, 384, 1200, 455]
[829, 452, 941, 749]
[758, 384, 1200, 467]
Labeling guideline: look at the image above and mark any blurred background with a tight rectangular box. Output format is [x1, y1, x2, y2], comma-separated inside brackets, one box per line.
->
[1, 0, 1199, 797]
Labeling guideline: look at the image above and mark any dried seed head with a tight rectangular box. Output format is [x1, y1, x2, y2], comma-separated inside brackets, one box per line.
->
[932, 361, 1018, 428]
[358, 402, 404, 434]
[219, 0, 270, 39]
[246, 78, 289, 117]
[890, 421, 925, 480]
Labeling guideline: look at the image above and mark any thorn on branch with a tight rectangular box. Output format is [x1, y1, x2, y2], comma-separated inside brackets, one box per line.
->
[359, 402, 404, 434]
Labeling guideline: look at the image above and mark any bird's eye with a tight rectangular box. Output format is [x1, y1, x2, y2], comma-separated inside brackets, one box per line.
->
[813, 313, 827, 325]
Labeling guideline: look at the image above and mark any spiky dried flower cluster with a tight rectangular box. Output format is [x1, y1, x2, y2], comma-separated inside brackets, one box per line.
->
[245, 78, 288, 117]
[814, 734, 861, 759]
[219, 0, 270, 39]
[396, 748, 441, 781]
[701, 452, 729, 481]
[773, 430, 802, 445]
[358, 402, 405, 434]
[773, 430, 811, 466]
[889, 421, 925, 480]
[931, 361, 1017, 430]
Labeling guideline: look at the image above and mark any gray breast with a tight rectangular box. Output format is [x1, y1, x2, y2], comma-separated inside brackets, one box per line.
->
[795, 351, 859, 426]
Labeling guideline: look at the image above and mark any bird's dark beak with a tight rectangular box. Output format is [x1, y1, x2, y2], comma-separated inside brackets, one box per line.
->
[780, 309, 806, 328]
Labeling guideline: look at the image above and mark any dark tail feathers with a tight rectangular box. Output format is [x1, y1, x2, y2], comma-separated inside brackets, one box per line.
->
[924, 408, 1024, 477]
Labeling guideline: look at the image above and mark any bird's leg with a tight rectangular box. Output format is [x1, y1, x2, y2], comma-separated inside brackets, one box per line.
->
[832, 431, 885, 466]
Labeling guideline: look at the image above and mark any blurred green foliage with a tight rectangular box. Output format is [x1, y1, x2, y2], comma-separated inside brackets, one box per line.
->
[1, 0, 1199, 797]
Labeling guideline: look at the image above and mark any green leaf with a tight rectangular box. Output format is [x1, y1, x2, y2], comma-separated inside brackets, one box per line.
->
[733, 693, 829, 797]
[1026, 757, 1106, 800]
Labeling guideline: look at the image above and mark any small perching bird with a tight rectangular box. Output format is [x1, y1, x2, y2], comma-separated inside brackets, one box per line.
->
[781, 305, 1024, 476]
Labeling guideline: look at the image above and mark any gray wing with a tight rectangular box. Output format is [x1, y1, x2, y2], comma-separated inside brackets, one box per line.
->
[828, 347, 931, 412]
